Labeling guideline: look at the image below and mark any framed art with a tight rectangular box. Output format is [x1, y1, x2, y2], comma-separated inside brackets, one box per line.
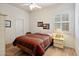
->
[5, 20, 11, 28]
[37, 22, 43, 27]
[43, 23, 50, 29]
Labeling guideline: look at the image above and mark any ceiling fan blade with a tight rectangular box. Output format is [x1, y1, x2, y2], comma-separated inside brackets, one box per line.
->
[32, 3, 42, 8]
[35, 5, 42, 8]
[21, 3, 30, 6]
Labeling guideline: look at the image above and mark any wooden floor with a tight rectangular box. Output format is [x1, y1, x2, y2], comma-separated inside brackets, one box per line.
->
[6, 44, 76, 56]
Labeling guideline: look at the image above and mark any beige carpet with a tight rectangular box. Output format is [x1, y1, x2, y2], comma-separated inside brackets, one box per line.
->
[6, 44, 76, 56]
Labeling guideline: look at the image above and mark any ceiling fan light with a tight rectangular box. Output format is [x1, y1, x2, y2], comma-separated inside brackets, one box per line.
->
[29, 5, 34, 10]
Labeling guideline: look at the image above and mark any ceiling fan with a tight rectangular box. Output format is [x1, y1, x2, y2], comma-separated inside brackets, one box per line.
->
[22, 3, 42, 10]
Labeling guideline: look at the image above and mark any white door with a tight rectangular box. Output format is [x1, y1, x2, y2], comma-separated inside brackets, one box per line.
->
[15, 19, 24, 37]
[0, 15, 5, 55]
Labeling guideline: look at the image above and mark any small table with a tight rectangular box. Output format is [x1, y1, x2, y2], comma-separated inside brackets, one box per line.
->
[53, 37, 64, 48]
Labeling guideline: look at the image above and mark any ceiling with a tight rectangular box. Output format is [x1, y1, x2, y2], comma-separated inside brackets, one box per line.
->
[9, 3, 57, 12]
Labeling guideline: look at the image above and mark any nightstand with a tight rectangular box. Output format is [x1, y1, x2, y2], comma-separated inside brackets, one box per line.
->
[52, 33, 64, 48]
[53, 38, 64, 48]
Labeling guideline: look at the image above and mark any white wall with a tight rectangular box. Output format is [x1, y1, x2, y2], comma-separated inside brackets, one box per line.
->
[0, 4, 29, 44]
[75, 3, 79, 55]
[30, 3, 75, 48]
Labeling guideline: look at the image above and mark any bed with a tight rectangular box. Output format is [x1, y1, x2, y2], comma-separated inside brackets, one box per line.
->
[13, 33, 52, 56]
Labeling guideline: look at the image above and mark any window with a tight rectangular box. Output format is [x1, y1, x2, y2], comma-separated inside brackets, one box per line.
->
[55, 23, 60, 29]
[62, 23, 69, 31]
[54, 14, 69, 32]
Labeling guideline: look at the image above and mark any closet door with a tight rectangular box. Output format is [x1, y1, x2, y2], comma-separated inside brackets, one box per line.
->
[0, 15, 5, 55]
[15, 19, 24, 37]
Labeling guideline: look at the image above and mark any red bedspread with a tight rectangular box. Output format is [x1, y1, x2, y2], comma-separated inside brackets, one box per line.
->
[13, 33, 52, 56]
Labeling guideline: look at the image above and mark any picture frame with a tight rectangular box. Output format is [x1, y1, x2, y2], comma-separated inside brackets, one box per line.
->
[43, 23, 50, 29]
[37, 22, 43, 27]
[5, 20, 11, 28]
